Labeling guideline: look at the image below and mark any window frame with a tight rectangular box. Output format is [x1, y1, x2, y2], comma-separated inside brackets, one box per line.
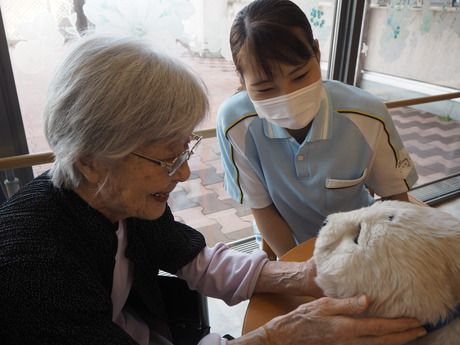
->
[0, 7, 33, 189]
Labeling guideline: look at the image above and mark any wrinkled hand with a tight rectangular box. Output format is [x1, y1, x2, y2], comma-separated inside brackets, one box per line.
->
[263, 295, 426, 345]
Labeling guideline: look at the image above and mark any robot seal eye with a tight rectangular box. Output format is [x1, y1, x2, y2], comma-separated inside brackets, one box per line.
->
[322, 219, 328, 226]
[388, 215, 395, 221]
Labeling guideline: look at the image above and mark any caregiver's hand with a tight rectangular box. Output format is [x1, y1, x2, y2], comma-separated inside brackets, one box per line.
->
[231, 296, 426, 345]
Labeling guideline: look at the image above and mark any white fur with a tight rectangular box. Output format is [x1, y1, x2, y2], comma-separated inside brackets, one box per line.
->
[313, 200, 460, 345]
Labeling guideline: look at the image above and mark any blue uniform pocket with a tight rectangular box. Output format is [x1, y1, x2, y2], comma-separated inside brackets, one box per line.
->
[325, 169, 371, 213]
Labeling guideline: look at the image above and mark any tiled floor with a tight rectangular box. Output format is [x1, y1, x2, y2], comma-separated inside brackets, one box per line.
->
[169, 138, 255, 246]
[391, 108, 460, 185]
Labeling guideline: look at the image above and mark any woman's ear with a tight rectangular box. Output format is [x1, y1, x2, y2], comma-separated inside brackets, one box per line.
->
[75, 155, 108, 185]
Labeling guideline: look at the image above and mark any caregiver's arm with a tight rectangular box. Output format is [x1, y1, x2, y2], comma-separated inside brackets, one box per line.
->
[252, 204, 297, 258]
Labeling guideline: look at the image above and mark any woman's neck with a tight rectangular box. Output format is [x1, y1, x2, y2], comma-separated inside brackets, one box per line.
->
[286, 121, 313, 144]
[74, 182, 122, 224]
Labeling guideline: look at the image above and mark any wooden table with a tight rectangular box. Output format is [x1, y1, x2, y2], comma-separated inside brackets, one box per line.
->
[242, 238, 317, 334]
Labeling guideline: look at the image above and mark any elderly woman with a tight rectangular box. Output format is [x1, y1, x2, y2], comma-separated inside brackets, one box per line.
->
[0, 36, 426, 345]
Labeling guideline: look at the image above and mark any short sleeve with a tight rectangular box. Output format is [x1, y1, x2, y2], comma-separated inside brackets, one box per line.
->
[365, 109, 418, 197]
[216, 94, 272, 208]
[227, 128, 272, 208]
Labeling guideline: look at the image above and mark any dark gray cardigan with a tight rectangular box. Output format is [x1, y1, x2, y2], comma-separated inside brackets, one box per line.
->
[0, 173, 205, 344]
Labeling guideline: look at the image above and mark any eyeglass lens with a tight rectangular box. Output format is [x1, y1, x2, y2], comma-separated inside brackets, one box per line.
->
[168, 136, 201, 176]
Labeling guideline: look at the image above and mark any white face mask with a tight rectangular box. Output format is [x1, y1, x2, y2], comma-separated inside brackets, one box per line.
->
[250, 79, 323, 129]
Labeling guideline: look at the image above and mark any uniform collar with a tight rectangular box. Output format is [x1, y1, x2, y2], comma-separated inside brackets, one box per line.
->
[262, 86, 332, 142]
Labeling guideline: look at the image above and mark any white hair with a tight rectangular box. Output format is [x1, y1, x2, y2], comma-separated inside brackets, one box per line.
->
[44, 35, 209, 189]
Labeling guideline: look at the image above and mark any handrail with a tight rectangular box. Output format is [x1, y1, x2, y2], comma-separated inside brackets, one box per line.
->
[0, 152, 54, 170]
[385, 91, 460, 109]
[0, 129, 215, 171]
[195, 128, 217, 138]
[0, 91, 459, 171]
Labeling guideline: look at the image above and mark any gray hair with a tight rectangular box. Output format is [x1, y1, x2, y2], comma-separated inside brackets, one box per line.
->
[44, 35, 209, 189]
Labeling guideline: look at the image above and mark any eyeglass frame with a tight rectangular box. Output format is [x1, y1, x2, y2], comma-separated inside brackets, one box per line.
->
[131, 134, 203, 176]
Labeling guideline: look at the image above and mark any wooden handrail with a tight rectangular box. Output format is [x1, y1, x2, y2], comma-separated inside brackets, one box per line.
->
[385, 91, 460, 109]
[0, 152, 54, 171]
[0, 91, 458, 171]
[0, 129, 215, 171]
[196, 128, 217, 138]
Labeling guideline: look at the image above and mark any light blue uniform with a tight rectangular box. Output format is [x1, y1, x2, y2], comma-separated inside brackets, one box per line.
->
[217, 80, 418, 243]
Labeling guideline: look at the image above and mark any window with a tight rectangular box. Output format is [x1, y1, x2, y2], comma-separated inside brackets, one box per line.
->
[0, 0, 340, 235]
[357, 0, 460, 186]
[0, 0, 337, 157]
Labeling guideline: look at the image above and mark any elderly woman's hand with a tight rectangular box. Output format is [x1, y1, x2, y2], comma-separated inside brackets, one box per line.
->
[299, 257, 324, 298]
[231, 296, 426, 345]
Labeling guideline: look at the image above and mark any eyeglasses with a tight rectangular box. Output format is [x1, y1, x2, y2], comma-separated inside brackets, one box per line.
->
[131, 134, 202, 176]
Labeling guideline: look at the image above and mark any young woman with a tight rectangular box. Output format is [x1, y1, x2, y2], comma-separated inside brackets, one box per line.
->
[217, 0, 418, 257]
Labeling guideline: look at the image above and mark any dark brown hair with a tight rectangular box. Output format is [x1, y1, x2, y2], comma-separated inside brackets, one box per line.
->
[230, 0, 317, 81]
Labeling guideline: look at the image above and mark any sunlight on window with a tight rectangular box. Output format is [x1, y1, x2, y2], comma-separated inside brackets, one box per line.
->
[0, 0, 335, 154]
[0, 0, 243, 153]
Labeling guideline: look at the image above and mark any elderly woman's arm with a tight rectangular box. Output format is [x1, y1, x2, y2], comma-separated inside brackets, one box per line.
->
[177, 243, 269, 305]
[177, 244, 320, 304]
[252, 257, 323, 297]
[179, 245, 426, 345]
